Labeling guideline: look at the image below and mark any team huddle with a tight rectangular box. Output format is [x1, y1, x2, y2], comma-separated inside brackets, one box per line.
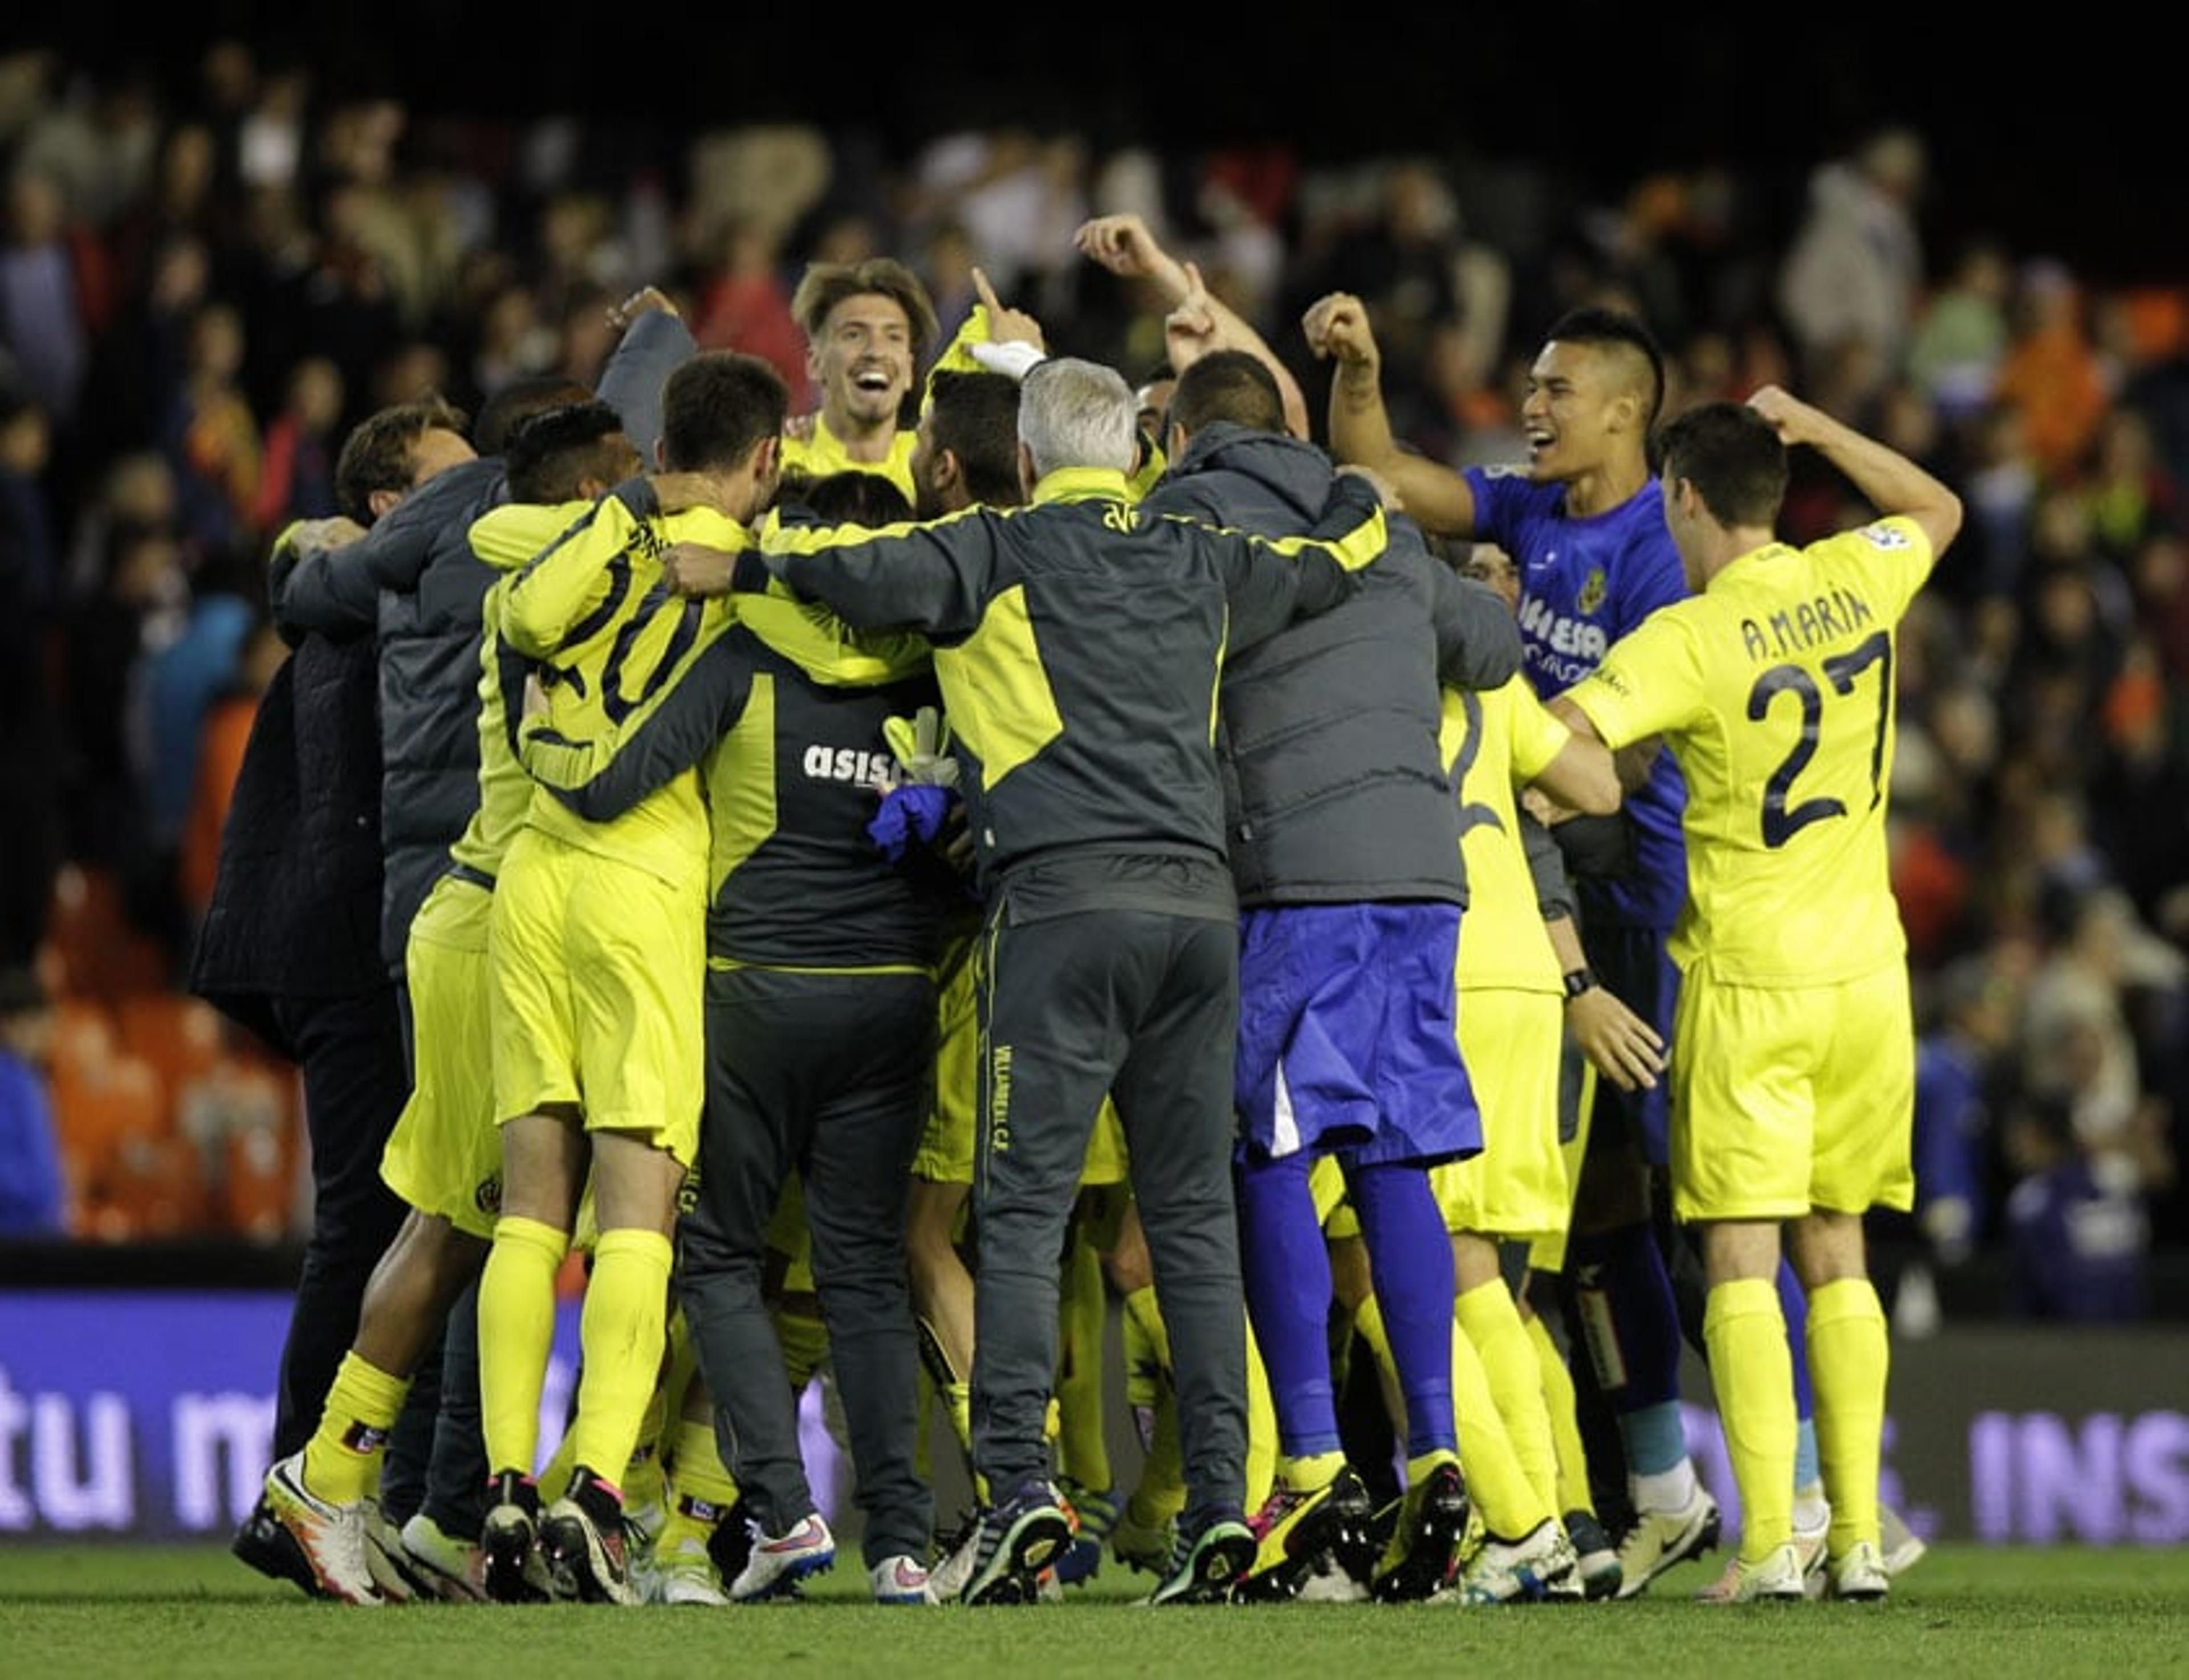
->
[233, 210, 1959, 1611]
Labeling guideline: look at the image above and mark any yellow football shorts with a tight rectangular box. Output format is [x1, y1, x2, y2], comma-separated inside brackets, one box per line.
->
[1670, 958, 1915, 1224]
[488, 826, 704, 1164]
[381, 872, 503, 1238]
[1433, 985, 1569, 1246]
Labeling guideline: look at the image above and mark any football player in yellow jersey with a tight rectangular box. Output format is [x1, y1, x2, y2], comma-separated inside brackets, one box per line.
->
[777, 255, 1054, 510]
[778, 257, 938, 500]
[1431, 600, 1625, 1601]
[249, 396, 654, 1609]
[1552, 388, 1961, 1604]
[1456, 542, 1667, 1600]
[472, 351, 791, 1605]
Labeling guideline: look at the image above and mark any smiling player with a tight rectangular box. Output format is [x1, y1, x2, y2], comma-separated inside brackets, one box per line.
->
[779, 259, 941, 502]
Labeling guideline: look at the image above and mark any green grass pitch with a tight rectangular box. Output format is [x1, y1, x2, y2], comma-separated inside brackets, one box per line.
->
[5, 1544, 2186, 1679]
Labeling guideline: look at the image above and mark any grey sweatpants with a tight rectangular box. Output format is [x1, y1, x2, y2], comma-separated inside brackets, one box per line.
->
[677, 965, 935, 1565]
[971, 906, 1248, 1530]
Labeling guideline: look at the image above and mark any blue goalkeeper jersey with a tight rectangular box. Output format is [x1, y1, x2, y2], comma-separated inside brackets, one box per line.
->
[1463, 465, 1689, 930]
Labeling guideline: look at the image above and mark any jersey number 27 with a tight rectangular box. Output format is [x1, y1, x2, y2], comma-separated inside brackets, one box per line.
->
[1744, 630, 1891, 849]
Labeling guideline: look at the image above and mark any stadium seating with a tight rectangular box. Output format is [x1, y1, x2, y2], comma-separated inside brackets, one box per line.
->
[40, 864, 174, 1003]
[38, 867, 306, 1242]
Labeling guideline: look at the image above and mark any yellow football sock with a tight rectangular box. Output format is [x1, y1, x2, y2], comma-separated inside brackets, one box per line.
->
[775, 1298, 830, 1394]
[654, 1415, 738, 1561]
[1244, 1317, 1277, 1512]
[1347, 1295, 1407, 1445]
[652, 1500, 716, 1559]
[301, 1352, 410, 1506]
[913, 1372, 936, 1483]
[1055, 1231, 1112, 1492]
[947, 1378, 975, 1455]
[619, 1335, 679, 1518]
[914, 1308, 975, 1485]
[1449, 1314, 1553, 1538]
[1805, 1277, 1889, 1558]
[1457, 1280, 1561, 1520]
[478, 1214, 569, 1477]
[1120, 1282, 1195, 1520]
[1122, 1284, 1171, 1374]
[657, 1307, 697, 1456]
[1128, 1388, 1187, 1527]
[667, 1415, 741, 1515]
[1524, 1308, 1596, 1518]
[622, 1415, 666, 1517]
[1359, 1292, 1543, 1538]
[562, 1227, 673, 1489]
[1703, 1276, 1796, 1564]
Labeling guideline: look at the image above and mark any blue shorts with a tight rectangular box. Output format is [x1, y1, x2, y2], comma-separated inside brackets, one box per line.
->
[1582, 922, 1681, 1166]
[1235, 902, 1482, 1169]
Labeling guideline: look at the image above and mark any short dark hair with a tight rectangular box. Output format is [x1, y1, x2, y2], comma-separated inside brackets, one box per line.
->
[475, 375, 595, 457]
[333, 393, 469, 523]
[502, 400, 632, 504]
[790, 257, 939, 363]
[926, 369, 1023, 508]
[1656, 401, 1788, 528]
[1543, 306, 1666, 430]
[1168, 349, 1285, 438]
[785, 467, 914, 528]
[660, 352, 789, 474]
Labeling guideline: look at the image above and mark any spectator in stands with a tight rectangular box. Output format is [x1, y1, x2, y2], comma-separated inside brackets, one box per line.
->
[1911, 957, 2019, 1271]
[56, 514, 189, 925]
[161, 298, 262, 562]
[1906, 239, 2012, 426]
[179, 609, 286, 937]
[0, 383, 62, 967]
[1776, 125, 1926, 383]
[1994, 259, 2110, 486]
[0, 965, 68, 1238]
[249, 352, 343, 537]
[0, 161, 93, 447]
[2004, 1093, 2152, 1323]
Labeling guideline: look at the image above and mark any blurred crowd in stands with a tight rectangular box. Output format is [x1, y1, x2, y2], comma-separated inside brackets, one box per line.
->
[0, 42, 2183, 1322]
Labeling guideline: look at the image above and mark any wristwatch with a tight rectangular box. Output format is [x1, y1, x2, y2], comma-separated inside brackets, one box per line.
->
[1562, 966, 1599, 1000]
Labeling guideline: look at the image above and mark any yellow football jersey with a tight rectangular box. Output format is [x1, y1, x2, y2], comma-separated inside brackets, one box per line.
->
[486, 493, 742, 894]
[779, 413, 918, 503]
[1441, 674, 1568, 995]
[442, 576, 530, 882]
[1566, 515, 1935, 986]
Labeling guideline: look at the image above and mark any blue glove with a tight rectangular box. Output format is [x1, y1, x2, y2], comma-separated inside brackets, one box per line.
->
[867, 782, 956, 863]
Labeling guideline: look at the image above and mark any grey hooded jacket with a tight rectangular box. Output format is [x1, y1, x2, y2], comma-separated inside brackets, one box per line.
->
[1141, 420, 1523, 909]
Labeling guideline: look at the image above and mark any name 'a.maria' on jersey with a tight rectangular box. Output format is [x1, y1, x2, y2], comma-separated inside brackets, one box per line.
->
[1739, 582, 1877, 662]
